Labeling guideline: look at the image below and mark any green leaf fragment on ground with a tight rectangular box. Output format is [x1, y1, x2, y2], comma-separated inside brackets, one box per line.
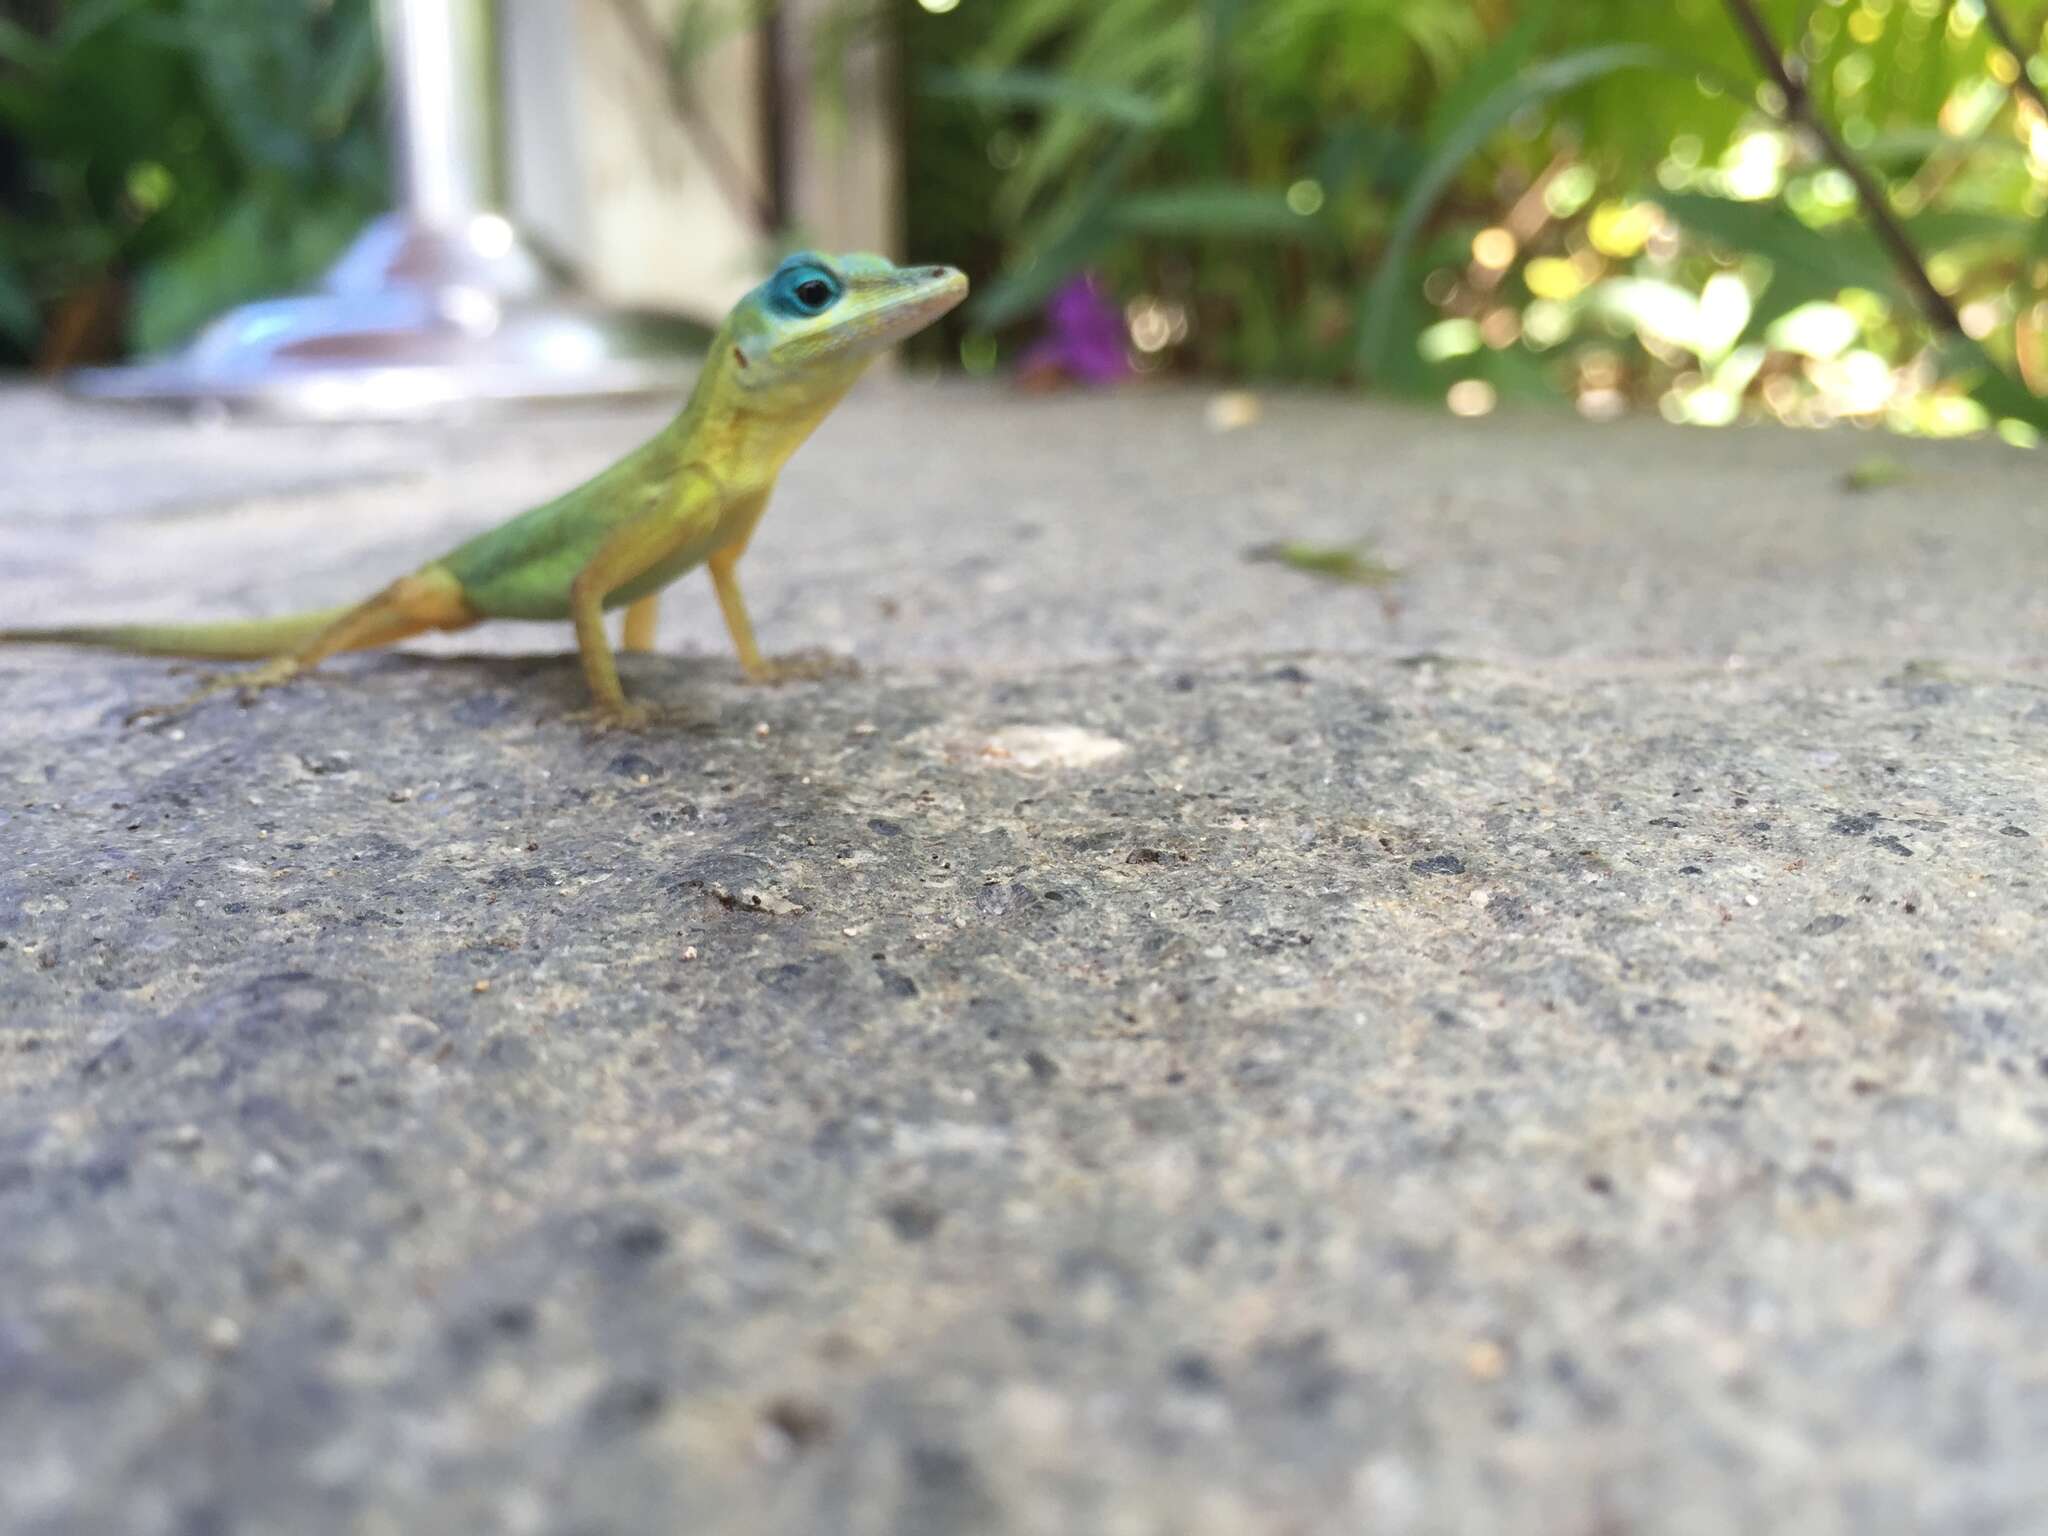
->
[1840, 456, 1910, 493]
[1243, 540, 1401, 587]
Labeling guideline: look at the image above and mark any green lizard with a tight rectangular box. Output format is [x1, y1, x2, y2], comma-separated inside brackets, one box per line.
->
[4, 252, 967, 728]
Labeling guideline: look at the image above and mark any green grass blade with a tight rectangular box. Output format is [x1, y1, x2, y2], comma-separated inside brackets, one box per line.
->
[1112, 184, 1323, 239]
[968, 134, 1150, 331]
[923, 67, 1166, 127]
[0, 17, 52, 71]
[1356, 43, 1665, 383]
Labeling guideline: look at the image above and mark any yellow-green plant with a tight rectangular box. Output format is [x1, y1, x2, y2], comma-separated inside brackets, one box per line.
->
[919, 0, 2048, 434]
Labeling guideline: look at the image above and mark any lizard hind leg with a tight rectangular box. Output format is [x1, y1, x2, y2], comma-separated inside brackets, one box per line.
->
[131, 570, 478, 725]
[280, 570, 480, 669]
[621, 595, 660, 653]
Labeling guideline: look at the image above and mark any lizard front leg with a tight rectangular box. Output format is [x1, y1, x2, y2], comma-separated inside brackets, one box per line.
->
[706, 549, 769, 683]
[568, 470, 722, 727]
[701, 491, 849, 685]
[707, 550, 859, 686]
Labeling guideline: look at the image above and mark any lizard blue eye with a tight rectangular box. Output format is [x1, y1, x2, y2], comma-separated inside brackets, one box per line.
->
[772, 264, 841, 317]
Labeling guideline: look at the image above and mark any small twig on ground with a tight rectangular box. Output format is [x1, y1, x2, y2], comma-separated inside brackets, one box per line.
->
[1721, 0, 1964, 337]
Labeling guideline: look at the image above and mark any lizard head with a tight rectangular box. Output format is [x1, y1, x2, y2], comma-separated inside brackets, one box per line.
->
[726, 252, 968, 392]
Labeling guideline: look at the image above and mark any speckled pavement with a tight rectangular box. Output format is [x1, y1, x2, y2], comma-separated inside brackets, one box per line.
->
[2, 382, 2045, 1535]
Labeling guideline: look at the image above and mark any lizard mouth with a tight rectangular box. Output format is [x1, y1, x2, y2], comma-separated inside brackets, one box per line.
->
[825, 268, 970, 358]
[881, 267, 968, 326]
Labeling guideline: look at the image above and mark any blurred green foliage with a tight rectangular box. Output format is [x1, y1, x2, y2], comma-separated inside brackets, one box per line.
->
[6, 0, 2048, 441]
[896, 0, 2048, 437]
[0, 0, 384, 366]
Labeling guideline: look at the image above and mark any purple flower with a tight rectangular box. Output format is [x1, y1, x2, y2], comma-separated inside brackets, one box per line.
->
[1018, 273, 1131, 385]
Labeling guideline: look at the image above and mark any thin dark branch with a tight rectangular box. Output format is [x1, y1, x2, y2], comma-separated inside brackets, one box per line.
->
[1721, 0, 1963, 336]
[1978, 0, 2048, 123]
[607, 0, 777, 234]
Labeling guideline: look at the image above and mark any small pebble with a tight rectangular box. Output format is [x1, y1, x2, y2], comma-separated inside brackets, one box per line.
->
[1205, 390, 1261, 432]
[1465, 1340, 1507, 1380]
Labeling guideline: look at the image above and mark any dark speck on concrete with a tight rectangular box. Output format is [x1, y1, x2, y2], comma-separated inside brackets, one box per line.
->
[907, 1444, 974, 1489]
[1804, 915, 1851, 936]
[585, 1378, 668, 1435]
[611, 1222, 670, 1263]
[481, 1031, 539, 1071]
[449, 691, 519, 728]
[607, 752, 663, 780]
[1254, 1330, 1348, 1417]
[977, 883, 1030, 918]
[298, 752, 354, 776]
[1411, 853, 1466, 876]
[1247, 929, 1313, 951]
[899, 1443, 993, 1536]
[1873, 836, 1914, 857]
[761, 1396, 833, 1452]
[487, 1304, 535, 1338]
[883, 1197, 943, 1242]
[1831, 813, 1880, 836]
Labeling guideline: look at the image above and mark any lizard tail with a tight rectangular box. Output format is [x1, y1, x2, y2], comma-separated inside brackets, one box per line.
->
[0, 608, 352, 660]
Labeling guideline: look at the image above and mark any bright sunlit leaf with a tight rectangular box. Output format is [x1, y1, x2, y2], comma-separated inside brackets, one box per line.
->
[1446, 379, 1497, 416]
[1696, 273, 1753, 361]
[1544, 164, 1599, 219]
[1419, 318, 1482, 361]
[1722, 131, 1788, 201]
[1470, 227, 1517, 270]
[1591, 278, 1703, 353]
[1769, 302, 1861, 361]
[1523, 300, 1573, 348]
[1524, 257, 1588, 302]
[1588, 201, 1658, 259]
[1285, 179, 1325, 216]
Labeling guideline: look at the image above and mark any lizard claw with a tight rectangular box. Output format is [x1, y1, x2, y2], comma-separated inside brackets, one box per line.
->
[744, 648, 861, 686]
[572, 701, 655, 735]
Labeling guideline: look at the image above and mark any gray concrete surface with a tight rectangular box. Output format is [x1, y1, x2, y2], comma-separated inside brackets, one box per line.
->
[2, 380, 2045, 1536]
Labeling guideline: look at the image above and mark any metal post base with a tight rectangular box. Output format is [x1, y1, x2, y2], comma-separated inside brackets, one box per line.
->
[67, 213, 710, 419]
